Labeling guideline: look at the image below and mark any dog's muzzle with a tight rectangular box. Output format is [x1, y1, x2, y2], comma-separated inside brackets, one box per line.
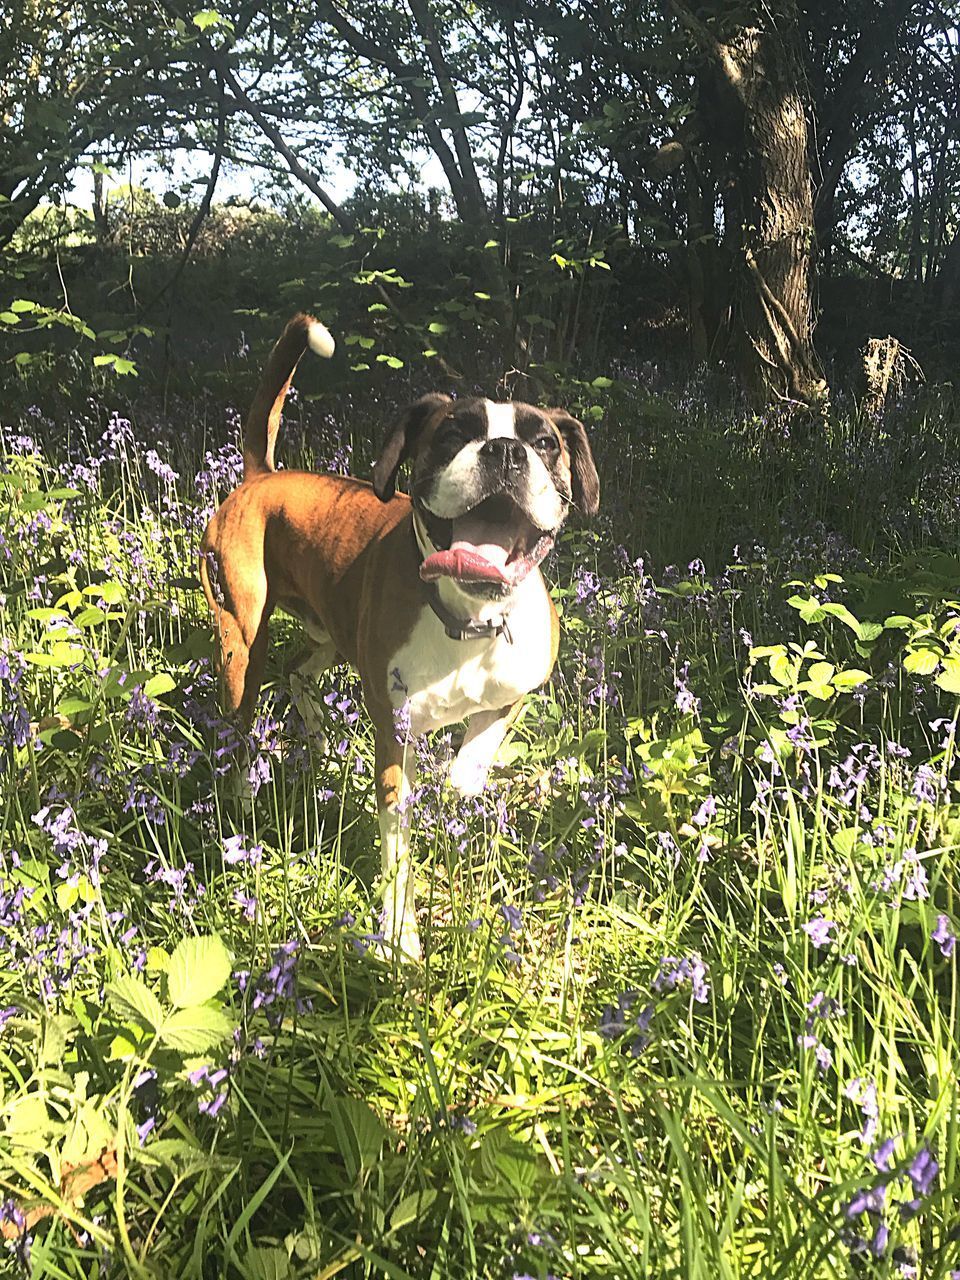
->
[418, 491, 559, 588]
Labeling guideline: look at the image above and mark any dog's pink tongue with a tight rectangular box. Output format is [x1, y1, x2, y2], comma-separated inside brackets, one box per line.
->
[420, 515, 513, 583]
[420, 540, 511, 584]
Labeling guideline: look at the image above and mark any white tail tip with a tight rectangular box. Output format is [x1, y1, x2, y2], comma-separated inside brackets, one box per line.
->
[307, 320, 335, 359]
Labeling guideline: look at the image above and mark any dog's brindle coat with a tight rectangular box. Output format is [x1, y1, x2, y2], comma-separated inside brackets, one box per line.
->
[201, 314, 599, 960]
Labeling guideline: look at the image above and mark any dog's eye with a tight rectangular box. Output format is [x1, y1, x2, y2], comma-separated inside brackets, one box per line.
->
[442, 419, 470, 441]
[534, 434, 559, 454]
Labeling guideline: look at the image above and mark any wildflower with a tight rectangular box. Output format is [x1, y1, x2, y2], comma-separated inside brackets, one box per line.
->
[932, 914, 956, 959]
[907, 1146, 937, 1198]
[222, 834, 262, 867]
[693, 795, 716, 826]
[846, 1077, 879, 1145]
[233, 891, 257, 920]
[573, 566, 601, 605]
[500, 903, 522, 964]
[674, 662, 701, 717]
[250, 940, 312, 1023]
[145, 449, 179, 484]
[0, 1199, 30, 1269]
[871, 1138, 896, 1172]
[846, 1182, 886, 1219]
[393, 698, 412, 741]
[870, 1223, 889, 1256]
[653, 953, 709, 1003]
[500, 904, 522, 933]
[911, 764, 942, 806]
[802, 917, 836, 949]
[599, 990, 637, 1040]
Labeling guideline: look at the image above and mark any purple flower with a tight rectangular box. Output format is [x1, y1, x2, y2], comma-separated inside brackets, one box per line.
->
[693, 795, 716, 826]
[653, 953, 709, 1004]
[912, 764, 942, 806]
[870, 1222, 889, 1256]
[907, 1146, 938, 1198]
[802, 917, 836, 949]
[500, 904, 522, 933]
[932, 914, 956, 959]
[846, 1185, 884, 1219]
[0, 1198, 30, 1268]
[249, 940, 312, 1023]
[222, 834, 262, 867]
[871, 1138, 896, 1172]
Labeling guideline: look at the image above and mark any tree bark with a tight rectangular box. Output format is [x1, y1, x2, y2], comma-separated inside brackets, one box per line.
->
[673, 0, 828, 407]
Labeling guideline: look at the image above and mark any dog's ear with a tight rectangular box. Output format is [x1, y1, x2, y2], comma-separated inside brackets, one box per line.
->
[546, 409, 600, 516]
[372, 393, 454, 502]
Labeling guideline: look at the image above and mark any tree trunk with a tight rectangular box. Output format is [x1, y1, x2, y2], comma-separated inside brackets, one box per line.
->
[674, 0, 828, 407]
[92, 168, 109, 243]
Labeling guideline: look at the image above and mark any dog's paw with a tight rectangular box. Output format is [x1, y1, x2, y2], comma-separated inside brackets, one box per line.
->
[447, 755, 489, 798]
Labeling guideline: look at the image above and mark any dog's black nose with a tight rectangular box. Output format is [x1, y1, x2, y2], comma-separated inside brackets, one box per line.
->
[481, 437, 526, 470]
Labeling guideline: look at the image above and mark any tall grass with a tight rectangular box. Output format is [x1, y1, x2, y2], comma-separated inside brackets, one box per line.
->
[2, 380, 960, 1278]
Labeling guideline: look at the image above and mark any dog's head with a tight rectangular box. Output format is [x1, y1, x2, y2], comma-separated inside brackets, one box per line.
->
[372, 395, 599, 596]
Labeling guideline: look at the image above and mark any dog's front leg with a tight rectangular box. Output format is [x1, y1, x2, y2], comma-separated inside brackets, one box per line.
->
[375, 729, 421, 962]
[448, 702, 522, 798]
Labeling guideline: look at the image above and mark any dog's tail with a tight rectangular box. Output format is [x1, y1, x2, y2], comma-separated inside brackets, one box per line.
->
[242, 313, 335, 480]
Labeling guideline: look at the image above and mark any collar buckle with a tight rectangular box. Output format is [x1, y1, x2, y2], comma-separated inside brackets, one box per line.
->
[424, 580, 513, 644]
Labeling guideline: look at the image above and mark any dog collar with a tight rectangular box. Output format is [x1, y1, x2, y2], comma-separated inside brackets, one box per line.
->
[422, 579, 513, 644]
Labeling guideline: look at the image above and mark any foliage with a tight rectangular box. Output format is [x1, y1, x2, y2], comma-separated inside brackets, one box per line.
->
[5, 0, 960, 390]
[2, 377, 960, 1275]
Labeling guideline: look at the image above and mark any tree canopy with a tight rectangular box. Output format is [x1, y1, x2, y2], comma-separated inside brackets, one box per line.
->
[2, 0, 959, 401]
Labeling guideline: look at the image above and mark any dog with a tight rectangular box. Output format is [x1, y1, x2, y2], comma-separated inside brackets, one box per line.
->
[200, 313, 599, 960]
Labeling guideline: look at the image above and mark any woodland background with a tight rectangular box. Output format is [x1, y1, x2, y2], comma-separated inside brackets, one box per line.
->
[4, 0, 960, 406]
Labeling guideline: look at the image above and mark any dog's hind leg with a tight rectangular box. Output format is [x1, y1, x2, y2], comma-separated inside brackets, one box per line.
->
[201, 549, 272, 732]
[375, 729, 421, 962]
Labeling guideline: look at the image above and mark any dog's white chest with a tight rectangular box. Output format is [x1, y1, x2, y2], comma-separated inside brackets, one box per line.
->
[389, 579, 554, 734]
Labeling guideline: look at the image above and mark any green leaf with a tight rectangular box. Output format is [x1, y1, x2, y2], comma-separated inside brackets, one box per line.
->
[330, 1097, 387, 1171]
[390, 1188, 438, 1232]
[6, 1094, 51, 1145]
[144, 673, 176, 698]
[159, 1005, 233, 1053]
[935, 657, 960, 695]
[832, 669, 871, 690]
[167, 934, 232, 1008]
[904, 649, 941, 676]
[376, 354, 404, 368]
[786, 594, 826, 624]
[806, 662, 835, 686]
[107, 975, 164, 1030]
[192, 8, 223, 28]
[10, 299, 36, 313]
[427, 322, 448, 334]
[244, 1247, 291, 1280]
[24, 642, 85, 668]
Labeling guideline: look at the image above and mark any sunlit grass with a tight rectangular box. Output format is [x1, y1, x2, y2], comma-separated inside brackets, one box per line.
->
[2, 387, 960, 1278]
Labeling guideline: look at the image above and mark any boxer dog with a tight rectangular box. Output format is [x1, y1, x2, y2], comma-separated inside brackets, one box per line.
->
[200, 314, 599, 960]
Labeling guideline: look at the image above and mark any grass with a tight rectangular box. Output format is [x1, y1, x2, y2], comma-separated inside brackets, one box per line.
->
[2, 375, 960, 1278]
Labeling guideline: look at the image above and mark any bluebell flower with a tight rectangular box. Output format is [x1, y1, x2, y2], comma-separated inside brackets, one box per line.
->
[802, 917, 836, 949]
[932, 914, 956, 958]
